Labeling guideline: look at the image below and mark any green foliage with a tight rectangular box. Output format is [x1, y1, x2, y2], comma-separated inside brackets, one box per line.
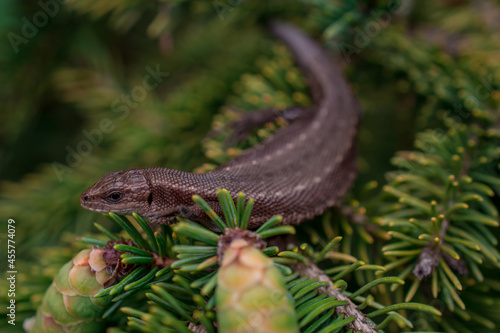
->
[371, 119, 500, 331]
[21, 190, 439, 332]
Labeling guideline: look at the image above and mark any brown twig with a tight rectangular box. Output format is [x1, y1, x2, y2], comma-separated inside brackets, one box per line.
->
[188, 322, 207, 333]
[293, 262, 377, 333]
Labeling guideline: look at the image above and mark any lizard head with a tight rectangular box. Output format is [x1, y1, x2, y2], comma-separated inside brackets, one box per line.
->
[80, 169, 151, 216]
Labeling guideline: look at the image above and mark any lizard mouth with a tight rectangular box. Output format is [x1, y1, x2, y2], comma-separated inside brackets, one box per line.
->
[80, 191, 107, 212]
[81, 204, 108, 213]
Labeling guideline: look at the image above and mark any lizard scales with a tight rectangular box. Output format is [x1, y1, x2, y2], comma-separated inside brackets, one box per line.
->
[81, 21, 361, 229]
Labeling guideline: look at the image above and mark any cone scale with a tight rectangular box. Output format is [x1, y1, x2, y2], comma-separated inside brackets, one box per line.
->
[27, 248, 113, 333]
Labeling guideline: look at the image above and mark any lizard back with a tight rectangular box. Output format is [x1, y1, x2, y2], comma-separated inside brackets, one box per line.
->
[190, 21, 361, 227]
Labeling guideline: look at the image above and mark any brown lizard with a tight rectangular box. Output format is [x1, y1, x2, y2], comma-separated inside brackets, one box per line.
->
[80, 21, 361, 230]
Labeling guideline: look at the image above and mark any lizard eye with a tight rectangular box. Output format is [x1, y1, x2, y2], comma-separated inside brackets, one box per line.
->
[108, 192, 123, 202]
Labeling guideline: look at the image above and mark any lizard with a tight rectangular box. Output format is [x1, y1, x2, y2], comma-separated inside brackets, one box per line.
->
[80, 21, 362, 231]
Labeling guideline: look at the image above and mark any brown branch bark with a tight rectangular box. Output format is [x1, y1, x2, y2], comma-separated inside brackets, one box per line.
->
[293, 262, 377, 333]
[188, 322, 207, 333]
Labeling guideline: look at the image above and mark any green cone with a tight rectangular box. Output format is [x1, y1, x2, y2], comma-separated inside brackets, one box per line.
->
[26, 248, 113, 333]
[216, 238, 299, 333]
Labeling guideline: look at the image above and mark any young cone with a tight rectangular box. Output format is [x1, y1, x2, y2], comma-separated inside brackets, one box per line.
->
[26, 248, 113, 333]
[217, 237, 299, 333]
